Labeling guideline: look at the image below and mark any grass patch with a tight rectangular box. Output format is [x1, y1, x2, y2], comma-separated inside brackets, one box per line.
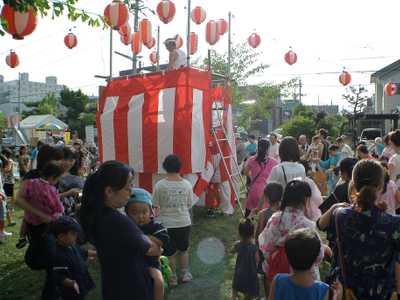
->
[0, 207, 242, 300]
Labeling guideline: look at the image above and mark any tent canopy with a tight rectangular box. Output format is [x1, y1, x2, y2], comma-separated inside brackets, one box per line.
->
[20, 115, 68, 130]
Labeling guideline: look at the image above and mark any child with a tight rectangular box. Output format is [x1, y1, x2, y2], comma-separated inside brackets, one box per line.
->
[1, 148, 16, 226]
[268, 228, 342, 300]
[320, 145, 341, 194]
[126, 188, 171, 300]
[153, 154, 194, 286]
[232, 219, 259, 300]
[308, 135, 323, 172]
[259, 180, 328, 282]
[0, 156, 9, 240]
[51, 216, 95, 299]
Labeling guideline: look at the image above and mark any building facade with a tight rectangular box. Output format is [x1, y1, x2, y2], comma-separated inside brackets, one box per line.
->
[0, 73, 65, 115]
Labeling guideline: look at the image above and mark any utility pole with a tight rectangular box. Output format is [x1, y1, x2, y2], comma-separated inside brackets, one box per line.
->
[132, 0, 140, 74]
[18, 72, 21, 128]
[109, 28, 113, 79]
[228, 12, 232, 79]
[156, 25, 160, 71]
[299, 78, 302, 105]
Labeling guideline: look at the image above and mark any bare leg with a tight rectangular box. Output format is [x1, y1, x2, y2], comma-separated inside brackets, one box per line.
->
[168, 254, 178, 286]
[179, 251, 189, 272]
[149, 267, 164, 300]
[263, 275, 270, 298]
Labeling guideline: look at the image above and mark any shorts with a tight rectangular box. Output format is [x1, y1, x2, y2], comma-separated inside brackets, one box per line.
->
[4, 183, 14, 198]
[167, 226, 191, 255]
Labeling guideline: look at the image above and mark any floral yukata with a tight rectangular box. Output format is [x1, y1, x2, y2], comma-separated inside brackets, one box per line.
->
[258, 207, 323, 279]
[328, 206, 400, 300]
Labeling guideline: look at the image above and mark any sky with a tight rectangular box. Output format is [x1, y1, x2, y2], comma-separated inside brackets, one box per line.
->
[1, 0, 400, 110]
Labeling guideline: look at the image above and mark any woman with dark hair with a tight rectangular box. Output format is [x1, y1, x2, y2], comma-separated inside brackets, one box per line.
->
[18, 145, 30, 178]
[267, 137, 306, 188]
[79, 161, 161, 300]
[244, 139, 278, 217]
[318, 160, 400, 299]
[381, 133, 395, 162]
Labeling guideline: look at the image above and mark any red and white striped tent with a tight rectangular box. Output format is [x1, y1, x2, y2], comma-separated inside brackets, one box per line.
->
[97, 68, 237, 214]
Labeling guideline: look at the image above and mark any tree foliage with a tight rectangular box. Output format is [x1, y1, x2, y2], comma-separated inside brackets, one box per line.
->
[0, 111, 7, 129]
[342, 85, 370, 115]
[23, 93, 58, 118]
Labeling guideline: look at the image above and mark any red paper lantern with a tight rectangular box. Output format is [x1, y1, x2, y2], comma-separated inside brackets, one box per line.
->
[120, 32, 132, 45]
[6, 51, 19, 68]
[284, 49, 298, 65]
[1, 4, 38, 40]
[140, 19, 152, 46]
[104, 0, 129, 30]
[132, 32, 142, 54]
[191, 6, 206, 25]
[385, 81, 398, 96]
[248, 33, 261, 48]
[145, 37, 156, 49]
[150, 52, 158, 64]
[156, 0, 176, 24]
[118, 23, 131, 37]
[64, 32, 78, 49]
[339, 70, 352, 86]
[217, 19, 228, 35]
[189, 32, 198, 55]
[175, 35, 183, 49]
[206, 20, 220, 46]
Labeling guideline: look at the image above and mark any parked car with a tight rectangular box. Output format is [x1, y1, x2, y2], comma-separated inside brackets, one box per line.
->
[359, 128, 382, 147]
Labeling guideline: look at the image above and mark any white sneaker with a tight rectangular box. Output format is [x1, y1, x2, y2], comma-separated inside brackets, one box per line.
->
[181, 271, 193, 283]
[0, 231, 12, 237]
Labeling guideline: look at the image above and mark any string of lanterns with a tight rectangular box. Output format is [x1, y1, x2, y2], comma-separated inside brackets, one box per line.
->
[0, 0, 398, 97]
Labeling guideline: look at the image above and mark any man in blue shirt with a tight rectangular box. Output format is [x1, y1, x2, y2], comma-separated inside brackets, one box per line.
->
[245, 135, 257, 157]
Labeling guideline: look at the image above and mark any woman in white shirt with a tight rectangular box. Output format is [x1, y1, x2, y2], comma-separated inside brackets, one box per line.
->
[165, 36, 187, 71]
[267, 137, 306, 188]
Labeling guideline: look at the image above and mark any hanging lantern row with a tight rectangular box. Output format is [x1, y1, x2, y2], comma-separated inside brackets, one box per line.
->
[64, 32, 78, 49]
[189, 32, 198, 55]
[118, 23, 131, 37]
[140, 19, 153, 47]
[132, 31, 142, 54]
[284, 49, 298, 66]
[175, 35, 183, 49]
[104, 0, 129, 30]
[156, 0, 176, 24]
[6, 50, 19, 68]
[385, 82, 398, 96]
[248, 33, 261, 49]
[191, 6, 207, 25]
[145, 37, 156, 49]
[1, 4, 38, 40]
[150, 51, 159, 64]
[120, 32, 132, 45]
[339, 70, 351, 86]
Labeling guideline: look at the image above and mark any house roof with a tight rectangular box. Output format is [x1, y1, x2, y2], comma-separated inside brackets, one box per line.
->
[371, 59, 400, 83]
[20, 114, 68, 129]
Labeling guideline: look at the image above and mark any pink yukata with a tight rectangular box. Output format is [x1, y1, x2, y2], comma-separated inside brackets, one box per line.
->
[378, 180, 398, 216]
[23, 178, 64, 225]
[258, 207, 323, 279]
[245, 156, 278, 210]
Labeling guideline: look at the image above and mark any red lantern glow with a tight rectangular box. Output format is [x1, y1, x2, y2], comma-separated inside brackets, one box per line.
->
[385, 81, 398, 96]
[140, 19, 152, 46]
[150, 52, 158, 64]
[217, 19, 228, 35]
[118, 23, 131, 37]
[104, 0, 129, 30]
[175, 35, 183, 49]
[189, 32, 198, 55]
[6, 51, 19, 68]
[1, 4, 38, 40]
[131, 32, 142, 54]
[156, 0, 176, 24]
[284, 49, 298, 65]
[120, 32, 132, 45]
[248, 33, 261, 48]
[64, 32, 78, 49]
[191, 6, 206, 25]
[339, 70, 352, 86]
[206, 20, 220, 46]
[145, 37, 156, 49]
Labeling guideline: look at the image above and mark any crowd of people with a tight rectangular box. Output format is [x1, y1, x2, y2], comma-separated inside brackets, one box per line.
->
[2, 127, 400, 300]
[230, 128, 400, 299]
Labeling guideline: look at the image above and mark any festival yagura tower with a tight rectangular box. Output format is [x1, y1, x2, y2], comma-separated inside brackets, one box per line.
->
[97, 67, 237, 214]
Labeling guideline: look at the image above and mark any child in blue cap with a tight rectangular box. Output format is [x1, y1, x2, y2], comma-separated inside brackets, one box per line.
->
[125, 188, 172, 300]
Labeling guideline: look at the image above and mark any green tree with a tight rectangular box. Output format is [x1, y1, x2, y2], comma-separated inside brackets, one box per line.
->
[23, 93, 58, 118]
[203, 42, 269, 105]
[0, 112, 7, 129]
[281, 116, 315, 139]
[343, 85, 370, 115]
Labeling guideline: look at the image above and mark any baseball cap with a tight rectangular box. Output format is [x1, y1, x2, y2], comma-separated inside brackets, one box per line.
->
[128, 188, 153, 207]
[51, 216, 82, 236]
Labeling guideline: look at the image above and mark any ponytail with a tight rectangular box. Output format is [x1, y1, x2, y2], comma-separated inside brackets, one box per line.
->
[256, 139, 269, 165]
[356, 185, 378, 210]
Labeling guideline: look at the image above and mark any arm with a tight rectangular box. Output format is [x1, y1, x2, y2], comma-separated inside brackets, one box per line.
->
[255, 210, 266, 241]
[15, 181, 53, 223]
[317, 203, 349, 230]
[319, 158, 330, 169]
[395, 190, 400, 209]
[389, 161, 397, 181]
